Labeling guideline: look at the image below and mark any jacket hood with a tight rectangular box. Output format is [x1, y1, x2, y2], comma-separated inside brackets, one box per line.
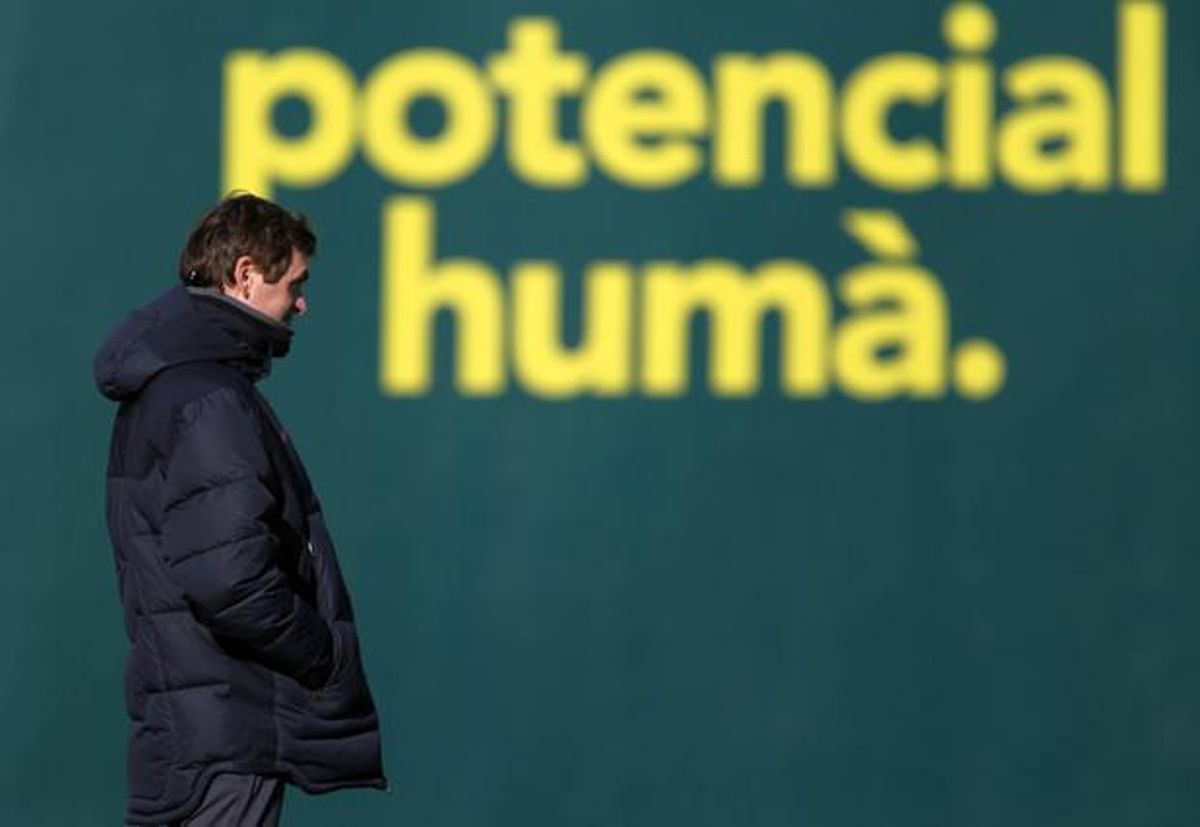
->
[94, 284, 294, 401]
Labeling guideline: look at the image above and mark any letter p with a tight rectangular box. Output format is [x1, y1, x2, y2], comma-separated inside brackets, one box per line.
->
[223, 49, 357, 198]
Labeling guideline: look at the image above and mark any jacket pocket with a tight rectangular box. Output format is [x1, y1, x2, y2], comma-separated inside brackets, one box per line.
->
[318, 621, 358, 691]
[311, 622, 375, 720]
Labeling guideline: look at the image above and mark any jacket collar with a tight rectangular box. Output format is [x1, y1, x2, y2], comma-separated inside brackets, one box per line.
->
[186, 286, 294, 380]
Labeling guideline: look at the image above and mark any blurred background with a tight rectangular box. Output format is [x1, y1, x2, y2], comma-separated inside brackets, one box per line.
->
[2, 0, 1198, 824]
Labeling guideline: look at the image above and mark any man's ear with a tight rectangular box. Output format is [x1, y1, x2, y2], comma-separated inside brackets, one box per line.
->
[231, 255, 258, 295]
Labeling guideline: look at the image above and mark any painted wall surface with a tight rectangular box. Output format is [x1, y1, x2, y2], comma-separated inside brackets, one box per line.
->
[1, 1, 1197, 824]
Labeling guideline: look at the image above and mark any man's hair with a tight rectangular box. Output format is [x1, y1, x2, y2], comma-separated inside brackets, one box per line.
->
[178, 192, 317, 288]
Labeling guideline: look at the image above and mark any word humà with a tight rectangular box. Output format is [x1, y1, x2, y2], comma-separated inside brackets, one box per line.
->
[378, 198, 1006, 401]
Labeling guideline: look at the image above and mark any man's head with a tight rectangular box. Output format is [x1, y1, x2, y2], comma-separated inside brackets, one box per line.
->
[179, 193, 316, 326]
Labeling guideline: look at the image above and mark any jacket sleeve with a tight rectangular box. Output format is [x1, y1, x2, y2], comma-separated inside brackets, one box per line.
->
[160, 385, 335, 690]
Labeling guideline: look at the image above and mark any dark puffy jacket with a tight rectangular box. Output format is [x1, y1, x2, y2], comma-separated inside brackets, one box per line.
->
[94, 284, 387, 825]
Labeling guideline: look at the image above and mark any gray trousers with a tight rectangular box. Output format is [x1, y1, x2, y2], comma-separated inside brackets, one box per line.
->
[155, 773, 286, 826]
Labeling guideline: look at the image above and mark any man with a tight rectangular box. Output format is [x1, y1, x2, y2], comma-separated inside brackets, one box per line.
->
[94, 194, 387, 826]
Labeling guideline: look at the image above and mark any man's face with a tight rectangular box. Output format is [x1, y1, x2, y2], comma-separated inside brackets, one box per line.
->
[225, 247, 310, 326]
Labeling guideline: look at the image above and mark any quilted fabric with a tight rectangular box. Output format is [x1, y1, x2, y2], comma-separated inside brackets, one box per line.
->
[94, 285, 387, 825]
